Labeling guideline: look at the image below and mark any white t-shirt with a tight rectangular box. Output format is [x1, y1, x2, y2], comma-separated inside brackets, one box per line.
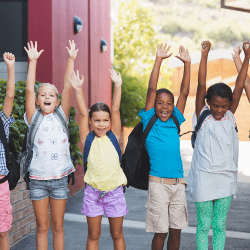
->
[24, 107, 75, 180]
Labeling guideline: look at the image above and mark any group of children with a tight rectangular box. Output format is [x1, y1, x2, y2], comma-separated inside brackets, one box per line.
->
[0, 39, 249, 250]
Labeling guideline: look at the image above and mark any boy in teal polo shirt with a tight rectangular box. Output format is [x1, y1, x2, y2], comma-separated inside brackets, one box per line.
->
[139, 43, 191, 250]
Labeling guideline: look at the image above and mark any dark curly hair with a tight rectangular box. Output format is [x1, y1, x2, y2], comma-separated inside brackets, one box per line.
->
[89, 102, 111, 118]
[156, 88, 174, 103]
[205, 83, 233, 102]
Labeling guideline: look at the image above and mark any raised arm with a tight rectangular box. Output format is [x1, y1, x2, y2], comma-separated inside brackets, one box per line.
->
[69, 70, 88, 146]
[175, 45, 191, 114]
[61, 40, 79, 120]
[229, 42, 250, 114]
[110, 68, 122, 140]
[232, 46, 250, 102]
[24, 41, 44, 124]
[196, 41, 211, 119]
[145, 43, 172, 111]
[2, 53, 15, 118]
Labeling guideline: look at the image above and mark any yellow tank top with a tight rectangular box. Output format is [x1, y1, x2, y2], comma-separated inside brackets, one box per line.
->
[84, 135, 127, 191]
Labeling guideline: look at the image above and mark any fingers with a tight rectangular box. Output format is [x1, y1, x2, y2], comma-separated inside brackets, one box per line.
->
[38, 50, 44, 57]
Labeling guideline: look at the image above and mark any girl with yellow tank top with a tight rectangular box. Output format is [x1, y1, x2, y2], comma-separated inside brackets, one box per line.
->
[69, 68, 127, 250]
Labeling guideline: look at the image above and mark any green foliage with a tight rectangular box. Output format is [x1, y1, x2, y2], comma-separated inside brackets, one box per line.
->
[0, 79, 82, 166]
[113, 0, 173, 127]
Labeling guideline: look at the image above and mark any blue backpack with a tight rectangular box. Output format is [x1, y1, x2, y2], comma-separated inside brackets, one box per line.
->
[83, 130, 121, 174]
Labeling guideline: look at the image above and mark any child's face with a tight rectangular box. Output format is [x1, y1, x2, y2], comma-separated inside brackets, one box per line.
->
[154, 92, 175, 122]
[35, 86, 60, 115]
[89, 111, 111, 138]
[207, 95, 230, 120]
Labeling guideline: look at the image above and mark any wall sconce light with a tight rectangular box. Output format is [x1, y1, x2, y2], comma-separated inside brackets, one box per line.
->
[74, 16, 83, 34]
[100, 38, 107, 52]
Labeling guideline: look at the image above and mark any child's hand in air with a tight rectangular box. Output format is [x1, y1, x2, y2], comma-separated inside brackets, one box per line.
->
[66, 40, 79, 60]
[3, 52, 15, 68]
[232, 46, 242, 60]
[243, 42, 250, 58]
[156, 43, 172, 60]
[175, 45, 191, 64]
[110, 68, 122, 87]
[24, 41, 44, 61]
[69, 70, 84, 90]
[201, 41, 211, 56]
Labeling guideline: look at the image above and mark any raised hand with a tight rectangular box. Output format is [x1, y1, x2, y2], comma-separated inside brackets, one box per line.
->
[110, 68, 122, 86]
[232, 46, 242, 59]
[24, 41, 44, 61]
[243, 42, 250, 58]
[175, 45, 191, 63]
[156, 43, 172, 60]
[3, 52, 15, 67]
[69, 70, 84, 90]
[66, 40, 79, 60]
[201, 41, 211, 56]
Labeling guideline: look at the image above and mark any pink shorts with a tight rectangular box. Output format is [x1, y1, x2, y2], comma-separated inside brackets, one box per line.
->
[81, 184, 128, 218]
[0, 176, 12, 233]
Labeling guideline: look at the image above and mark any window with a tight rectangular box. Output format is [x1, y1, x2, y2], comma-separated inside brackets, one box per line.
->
[221, 0, 250, 13]
[0, 0, 28, 61]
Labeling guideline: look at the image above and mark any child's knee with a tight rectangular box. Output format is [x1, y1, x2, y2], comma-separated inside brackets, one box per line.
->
[88, 230, 101, 241]
[36, 223, 49, 234]
[212, 220, 226, 233]
[110, 229, 123, 241]
[0, 231, 8, 239]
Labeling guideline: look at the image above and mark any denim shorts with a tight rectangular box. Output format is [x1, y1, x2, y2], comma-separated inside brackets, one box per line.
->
[29, 176, 69, 201]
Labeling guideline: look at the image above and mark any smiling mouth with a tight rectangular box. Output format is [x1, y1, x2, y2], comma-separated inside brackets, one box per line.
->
[161, 111, 169, 118]
[44, 102, 51, 106]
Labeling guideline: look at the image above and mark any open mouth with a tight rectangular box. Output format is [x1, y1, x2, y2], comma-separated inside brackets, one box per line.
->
[161, 111, 169, 118]
[44, 102, 51, 106]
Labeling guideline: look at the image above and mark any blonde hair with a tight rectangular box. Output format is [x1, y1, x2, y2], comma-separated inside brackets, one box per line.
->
[36, 83, 59, 99]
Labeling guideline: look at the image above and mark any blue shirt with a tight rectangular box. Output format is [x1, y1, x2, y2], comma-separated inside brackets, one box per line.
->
[138, 107, 185, 178]
[0, 111, 15, 176]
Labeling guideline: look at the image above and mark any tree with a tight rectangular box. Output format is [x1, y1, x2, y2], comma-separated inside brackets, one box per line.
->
[113, 0, 173, 127]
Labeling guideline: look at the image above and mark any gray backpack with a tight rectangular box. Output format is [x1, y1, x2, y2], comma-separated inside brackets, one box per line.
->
[20, 108, 73, 189]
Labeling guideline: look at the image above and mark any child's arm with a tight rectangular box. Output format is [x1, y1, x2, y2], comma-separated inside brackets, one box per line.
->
[2, 53, 15, 118]
[68, 70, 89, 146]
[24, 41, 44, 124]
[145, 43, 172, 111]
[196, 41, 211, 119]
[61, 40, 79, 120]
[110, 68, 122, 140]
[229, 42, 250, 114]
[175, 45, 191, 114]
[232, 46, 250, 102]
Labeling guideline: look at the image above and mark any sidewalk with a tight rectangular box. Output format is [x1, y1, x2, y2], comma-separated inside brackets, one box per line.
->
[11, 141, 250, 249]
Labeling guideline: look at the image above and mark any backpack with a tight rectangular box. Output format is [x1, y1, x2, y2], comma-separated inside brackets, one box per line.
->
[83, 130, 121, 174]
[121, 113, 180, 190]
[191, 109, 238, 148]
[0, 117, 20, 190]
[20, 108, 75, 189]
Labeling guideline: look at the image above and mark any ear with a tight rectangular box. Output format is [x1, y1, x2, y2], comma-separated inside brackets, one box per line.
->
[56, 100, 60, 107]
[88, 116, 91, 125]
[35, 98, 39, 106]
[206, 99, 210, 106]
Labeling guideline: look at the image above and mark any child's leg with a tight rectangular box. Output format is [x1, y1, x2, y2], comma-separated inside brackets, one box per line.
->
[167, 228, 182, 250]
[86, 215, 102, 250]
[0, 231, 9, 250]
[32, 198, 50, 250]
[152, 233, 168, 250]
[50, 198, 67, 250]
[212, 196, 232, 250]
[109, 217, 125, 250]
[196, 200, 213, 250]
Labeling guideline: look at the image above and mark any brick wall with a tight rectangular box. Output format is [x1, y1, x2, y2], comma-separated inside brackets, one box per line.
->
[9, 177, 36, 247]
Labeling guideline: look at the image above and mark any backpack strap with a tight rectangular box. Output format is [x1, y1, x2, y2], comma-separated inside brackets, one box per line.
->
[142, 114, 158, 145]
[170, 114, 180, 134]
[83, 132, 95, 173]
[0, 116, 10, 169]
[54, 108, 69, 138]
[106, 130, 122, 162]
[194, 109, 211, 133]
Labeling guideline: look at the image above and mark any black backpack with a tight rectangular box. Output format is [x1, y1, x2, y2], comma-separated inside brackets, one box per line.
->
[0, 117, 20, 190]
[121, 113, 180, 190]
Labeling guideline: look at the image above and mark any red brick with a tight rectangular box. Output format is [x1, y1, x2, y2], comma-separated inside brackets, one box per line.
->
[23, 224, 30, 236]
[30, 221, 36, 231]
[12, 205, 34, 223]
[25, 213, 36, 224]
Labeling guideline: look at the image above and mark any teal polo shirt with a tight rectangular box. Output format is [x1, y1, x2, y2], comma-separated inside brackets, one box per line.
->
[138, 107, 185, 178]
